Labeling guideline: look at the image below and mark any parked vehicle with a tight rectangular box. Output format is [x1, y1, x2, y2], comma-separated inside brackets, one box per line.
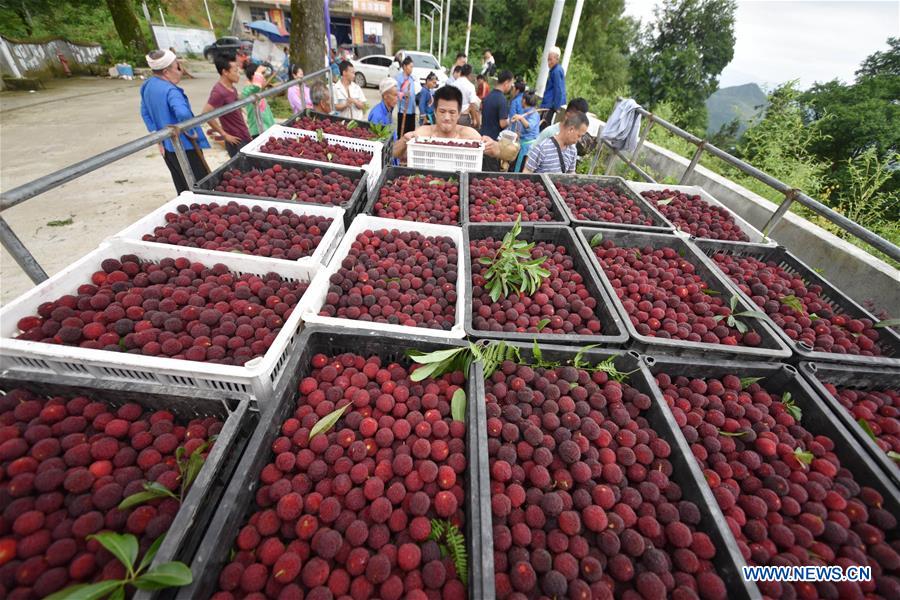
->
[388, 51, 448, 87]
[203, 37, 253, 62]
[350, 54, 394, 88]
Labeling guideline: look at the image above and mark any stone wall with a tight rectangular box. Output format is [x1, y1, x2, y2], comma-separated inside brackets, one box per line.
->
[0, 35, 103, 81]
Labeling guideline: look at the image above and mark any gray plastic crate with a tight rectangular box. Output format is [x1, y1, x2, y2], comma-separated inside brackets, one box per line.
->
[463, 223, 628, 346]
[545, 173, 675, 232]
[463, 171, 570, 225]
[176, 326, 492, 600]
[643, 354, 900, 597]
[362, 166, 463, 224]
[693, 240, 900, 368]
[799, 361, 900, 489]
[472, 343, 759, 600]
[575, 226, 793, 360]
[193, 153, 367, 228]
[0, 374, 256, 600]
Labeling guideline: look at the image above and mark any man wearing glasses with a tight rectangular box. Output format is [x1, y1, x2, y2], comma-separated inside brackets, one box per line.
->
[140, 49, 211, 194]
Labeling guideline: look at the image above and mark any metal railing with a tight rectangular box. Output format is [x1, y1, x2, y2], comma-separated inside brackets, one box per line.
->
[590, 100, 900, 264]
[0, 66, 333, 284]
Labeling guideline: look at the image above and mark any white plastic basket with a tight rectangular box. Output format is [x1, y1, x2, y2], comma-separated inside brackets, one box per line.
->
[0, 239, 317, 401]
[241, 124, 383, 188]
[407, 136, 485, 172]
[110, 192, 345, 269]
[299, 215, 467, 339]
[624, 181, 776, 246]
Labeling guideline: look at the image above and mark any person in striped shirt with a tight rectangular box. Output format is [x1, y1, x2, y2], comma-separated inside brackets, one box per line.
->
[523, 111, 589, 174]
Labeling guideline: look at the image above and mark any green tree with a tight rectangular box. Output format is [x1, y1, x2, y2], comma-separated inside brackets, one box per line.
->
[105, 0, 149, 58]
[630, 0, 736, 132]
[856, 36, 900, 79]
[290, 0, 326, 76]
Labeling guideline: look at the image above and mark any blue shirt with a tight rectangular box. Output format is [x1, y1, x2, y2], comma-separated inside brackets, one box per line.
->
[140, 77, 209, 153]
[508, 110, 540, 142]
[418, 87, 434, 121]
[395, 73, 416, 114]
[540, 64, 566, 110]
[508, 93, 524, 119]
[480, 89, 509, 140]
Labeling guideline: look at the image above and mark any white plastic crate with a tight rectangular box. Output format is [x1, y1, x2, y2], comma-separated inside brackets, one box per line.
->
[110, 192, 345, 269]
[299, 215, 467, 338]
[407, 136, 484, 172]
[0, 239, 317, 401]
[241, 124, 383, 189]
[624, 181, 776, 246]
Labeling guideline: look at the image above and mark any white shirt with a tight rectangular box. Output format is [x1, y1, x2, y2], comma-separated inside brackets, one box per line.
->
[333, 80, 367, 120]
[451, 77, 480, 113]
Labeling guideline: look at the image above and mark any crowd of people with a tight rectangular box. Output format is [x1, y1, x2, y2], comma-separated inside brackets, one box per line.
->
[139, 44, 587, 194]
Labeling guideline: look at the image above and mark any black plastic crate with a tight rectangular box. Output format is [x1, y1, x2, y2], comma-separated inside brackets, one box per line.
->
[462, 171, 570, 226]
[463, 223, 628, 346]
[0, 375, 256, 600]
[193, 153, 367, 228]
[575, 226, 793, 360]
[799, 361, 900, 489]
[362, 166, 463, 225]
[283, 109, 393, 166]
[471, 343, 758, 600]
[545, 173, 675, 232]
[643, 355, 900, 595]
[692, 240, 900, 368]
[175, 325, 492, 600]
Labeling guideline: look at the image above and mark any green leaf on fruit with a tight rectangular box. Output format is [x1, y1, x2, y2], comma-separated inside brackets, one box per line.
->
[586, 354, 634, 383]
[477, 340, 521, 379]
[45, 580, 124, 600]
[589, 232, 604, 248]
[701, 288, 720, 296]
[481, 215, 550, 302]
[451, 389, 466, 422]
[888, 451, 900, 463]
[427, 179, 446, 186]
[717, 429, 747, 437]
[573, 344, 600, 369]
[809, 313, 819, 320]
[657, 197, 674, 206]
[536, 318, 550, 331]
[309, 403, 351, 441]
[781, 392, 802, 422]
[88, 532, 138, 574]
[857, 418, 878, 443]
[137, 535, 166, 574]
[780, 295, 805, 313]
[740, 376, 763, 389]
[315, 128, 325, 143]
[488, 197, 498, 205]
[678, 247, 686, 257]
[346, 120, 358, 129]
[874, 318, 900, 329]
[428, 519, 468, 586]
[118, 481, 177, 510]
[109, 587, 125, 600]
[793, 448, 814, 465]
[132, 562, 193, 590]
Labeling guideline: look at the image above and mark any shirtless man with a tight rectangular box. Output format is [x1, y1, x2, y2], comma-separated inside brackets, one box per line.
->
[392, 85, 499, 160]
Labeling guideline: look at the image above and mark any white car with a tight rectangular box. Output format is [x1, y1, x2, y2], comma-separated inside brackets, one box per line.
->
[350, 54, 393, 88]
[388, 51, 448, 88]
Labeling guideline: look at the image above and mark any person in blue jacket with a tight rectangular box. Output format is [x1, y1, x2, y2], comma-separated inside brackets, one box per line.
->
[508, 79, 527, 120]
[417, 72, 438, 125]
[539, 46, 567, 131]
[140, 49, 210, 193]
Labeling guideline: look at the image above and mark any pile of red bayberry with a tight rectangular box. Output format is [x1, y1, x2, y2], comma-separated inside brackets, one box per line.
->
[213, 165, 358, 206]
[469, 177, 558, 223]
[709, 252, 887, 355]
[210, 351, 468, 600]
[258, 137, 372, 167]
[590, 239, 762, 346]
[640, 189, 750, 241]
[290, 116, 377, 140]
[470, 237, 604, 334]
[140, 201, 333, 261]
[822, 383, 899, 458]
[0, 388, 222, 599]
[13, 255, 307, 365]
[317, 229, 458, 331]
[555, 182, 655, 226]
[373, 175, 460, 225]
[486, 360, 728, 599]
[656, 371, 900, 599]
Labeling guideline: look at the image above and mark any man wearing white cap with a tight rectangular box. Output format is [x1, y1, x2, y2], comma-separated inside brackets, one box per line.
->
[139, 49, 210, 194]
[368, 78, 399, 134]
[539, 46, 567, 131]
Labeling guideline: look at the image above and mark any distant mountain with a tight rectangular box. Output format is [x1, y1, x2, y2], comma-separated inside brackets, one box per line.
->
[705, 83, 768, 136]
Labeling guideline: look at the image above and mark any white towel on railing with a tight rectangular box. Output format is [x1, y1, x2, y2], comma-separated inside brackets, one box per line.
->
[601, 98, 642, 153]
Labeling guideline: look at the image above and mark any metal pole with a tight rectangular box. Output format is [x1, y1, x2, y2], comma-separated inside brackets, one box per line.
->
[464, 0, 473, 57]
[416, 0, 421, 51]
[680, 142, 705, 184]
[424, 14, 434, 56]
[444, 0, 451, 64]
[423, 1, 443, 59]
[762, 190, 797, 237]
[631, 116, 654, 162]
[561, 0, 585, 74]
[0, 216, 48, 283]
[202, 0, 214, 31]
[170, 131, 195, 188]
[535, 0, 565, 98]
[438, 0, 443, 62]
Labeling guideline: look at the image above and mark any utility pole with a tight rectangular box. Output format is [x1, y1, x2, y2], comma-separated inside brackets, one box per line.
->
[424, 13, 434, 55]
[561, 0, 584, 74]
[535, 0, 565, 98]
[424, 0, 443, 60]
[443, 0, 451, 63]
[464, 0, 473, 58]
[416, 0, 421, 51]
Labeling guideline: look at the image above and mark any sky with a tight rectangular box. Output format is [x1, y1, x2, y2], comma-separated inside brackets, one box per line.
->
[624, 0, 900, 90]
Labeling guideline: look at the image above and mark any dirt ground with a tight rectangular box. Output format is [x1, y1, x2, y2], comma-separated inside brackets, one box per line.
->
[0, 60, 381, 304]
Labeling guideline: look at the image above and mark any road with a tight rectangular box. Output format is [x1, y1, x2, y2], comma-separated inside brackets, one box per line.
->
[0, 60, 382, 304]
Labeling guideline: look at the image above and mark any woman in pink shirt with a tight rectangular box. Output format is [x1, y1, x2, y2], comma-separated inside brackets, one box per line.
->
[287, 64, 313, 114]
